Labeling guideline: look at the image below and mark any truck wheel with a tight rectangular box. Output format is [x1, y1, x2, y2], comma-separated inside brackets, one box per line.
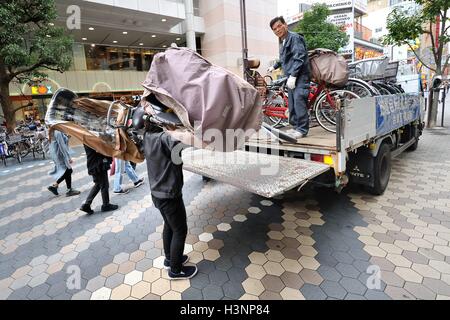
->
[367, 143, 391, 196]
[407, 125, 419, 152]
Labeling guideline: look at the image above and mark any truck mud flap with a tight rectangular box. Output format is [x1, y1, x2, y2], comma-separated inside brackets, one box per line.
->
[182, 148, 330, 198]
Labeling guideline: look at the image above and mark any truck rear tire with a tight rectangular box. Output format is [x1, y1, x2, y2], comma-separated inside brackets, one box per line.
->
[407, 124, 419, 152]
[367, 143, 391, 195]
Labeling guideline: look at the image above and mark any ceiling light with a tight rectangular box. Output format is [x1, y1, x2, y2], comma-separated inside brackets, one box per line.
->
[89, 27, 95, 31]
[123, 31, 128, 34]
[162, 45, 167, 48]
[139, 43, 144, 46]
[82, 37, 87, 41]
[91, 44, 96, 47]
[162, 19, 167, 22]
[152, 35, 156, 38]
[176, 38, 181, 41]
[113, 40, 118, 43]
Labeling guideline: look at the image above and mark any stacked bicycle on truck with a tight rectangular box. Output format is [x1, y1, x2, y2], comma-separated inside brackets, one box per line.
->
[249, 55, 408, 134]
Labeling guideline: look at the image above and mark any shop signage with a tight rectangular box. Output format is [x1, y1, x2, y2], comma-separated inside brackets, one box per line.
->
[328, 11, 354, 55]
[31, 85, 53, 95]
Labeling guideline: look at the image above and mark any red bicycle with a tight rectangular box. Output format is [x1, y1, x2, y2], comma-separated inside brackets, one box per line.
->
[262, 76, 362, 133]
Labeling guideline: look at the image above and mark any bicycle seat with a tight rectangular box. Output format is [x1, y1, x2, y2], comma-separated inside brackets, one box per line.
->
[247, 58, 260, 70]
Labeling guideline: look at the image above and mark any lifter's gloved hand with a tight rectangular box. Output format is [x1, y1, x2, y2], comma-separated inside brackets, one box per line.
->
[287, 76, 297, 90]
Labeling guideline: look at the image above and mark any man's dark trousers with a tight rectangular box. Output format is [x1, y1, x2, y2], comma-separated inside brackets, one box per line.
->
[85, 170, 110, 206]
[288, 84, 310, 135]
[152, 195, 187, 273]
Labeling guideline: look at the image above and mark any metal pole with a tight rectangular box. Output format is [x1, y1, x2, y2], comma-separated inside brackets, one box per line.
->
[240, 0, 249, 78]
[441, 87, 446, 127]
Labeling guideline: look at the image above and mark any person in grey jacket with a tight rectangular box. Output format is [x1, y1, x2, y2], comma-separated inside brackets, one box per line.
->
[268, 16, 310, 138]
[47, 130, 80, 197]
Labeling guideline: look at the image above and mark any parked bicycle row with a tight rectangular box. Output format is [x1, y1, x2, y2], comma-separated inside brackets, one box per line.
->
[0, 125, 49, 166]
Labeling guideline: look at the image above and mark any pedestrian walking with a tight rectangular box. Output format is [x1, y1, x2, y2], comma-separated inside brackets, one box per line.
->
[113, 158, 145, 195]
[47, 130, 80, 197]
[80, 145, 118, 215]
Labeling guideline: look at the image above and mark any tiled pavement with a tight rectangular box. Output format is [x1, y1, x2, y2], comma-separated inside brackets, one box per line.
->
[1, 120, 450, 300]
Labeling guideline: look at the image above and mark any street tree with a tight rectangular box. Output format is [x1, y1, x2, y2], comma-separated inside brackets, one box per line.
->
[294, 3, 349, 52]
[0, 0, 73, 131]
[383, 0, 449, 128]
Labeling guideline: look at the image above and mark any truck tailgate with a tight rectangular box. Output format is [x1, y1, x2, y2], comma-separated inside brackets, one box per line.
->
[182, 148, 330, 198]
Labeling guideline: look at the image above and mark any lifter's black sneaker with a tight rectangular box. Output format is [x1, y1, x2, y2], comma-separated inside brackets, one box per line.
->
[168, 266, 198, 280]
[163, 255, 189, 270]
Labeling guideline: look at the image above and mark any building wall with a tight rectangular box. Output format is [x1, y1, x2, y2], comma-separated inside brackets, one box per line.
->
[84, 0, 187, 19]
[367, 0, 389, 12]
[199, 0, 279, 76]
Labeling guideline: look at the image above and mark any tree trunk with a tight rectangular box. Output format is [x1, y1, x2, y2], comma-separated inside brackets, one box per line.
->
[0, 79, 15, 133]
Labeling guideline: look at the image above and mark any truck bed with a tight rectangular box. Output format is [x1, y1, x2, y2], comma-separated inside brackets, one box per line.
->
[246, 125, 337, 154]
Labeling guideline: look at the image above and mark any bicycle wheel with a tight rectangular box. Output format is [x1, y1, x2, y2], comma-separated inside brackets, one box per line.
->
[315, 89, 360, 133]
[9, 143, 22, 163]
[371, 82, 391, 95]
[16, 141, 30, 158]
[344, 78, 378, 97]
[262, 91, 289, 128]
[33, 140, 47, 160]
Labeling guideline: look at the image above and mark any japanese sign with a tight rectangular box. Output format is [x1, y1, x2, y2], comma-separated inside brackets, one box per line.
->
[376, 94, 421, 136]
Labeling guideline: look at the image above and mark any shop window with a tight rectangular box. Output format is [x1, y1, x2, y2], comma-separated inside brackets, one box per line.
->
[84, 44, 159, 71]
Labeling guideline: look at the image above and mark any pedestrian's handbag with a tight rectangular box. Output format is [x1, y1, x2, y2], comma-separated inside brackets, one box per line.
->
[308, 48, 349, 87]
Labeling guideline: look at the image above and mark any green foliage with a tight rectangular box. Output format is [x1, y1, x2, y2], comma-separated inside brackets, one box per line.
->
[294, 3, 349, 52]
[0, 0, 74, 82]
[383, 0, 449, 73]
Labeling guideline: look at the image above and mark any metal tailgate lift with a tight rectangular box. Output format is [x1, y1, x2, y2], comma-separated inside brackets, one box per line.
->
[182, 148, 330, 198]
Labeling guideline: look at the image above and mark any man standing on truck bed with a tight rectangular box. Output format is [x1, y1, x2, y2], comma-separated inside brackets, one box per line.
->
[268, 16, 310, 138]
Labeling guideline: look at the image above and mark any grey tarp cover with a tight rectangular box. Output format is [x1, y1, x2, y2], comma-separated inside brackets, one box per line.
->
[45, 89, 145, 163]
[141, 47, 262, 152]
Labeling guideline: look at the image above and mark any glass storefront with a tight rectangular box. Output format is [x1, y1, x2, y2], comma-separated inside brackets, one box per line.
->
[84, 45, 162, 71]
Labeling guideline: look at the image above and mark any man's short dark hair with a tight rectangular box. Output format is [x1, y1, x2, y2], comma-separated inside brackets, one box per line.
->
[270, 16, 286, 29]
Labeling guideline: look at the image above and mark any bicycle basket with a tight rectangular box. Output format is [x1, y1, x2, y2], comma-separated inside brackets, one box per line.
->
[348, 56, 389, 81]
[7, 134, 22, 144]
[384, 61, 399, 81]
